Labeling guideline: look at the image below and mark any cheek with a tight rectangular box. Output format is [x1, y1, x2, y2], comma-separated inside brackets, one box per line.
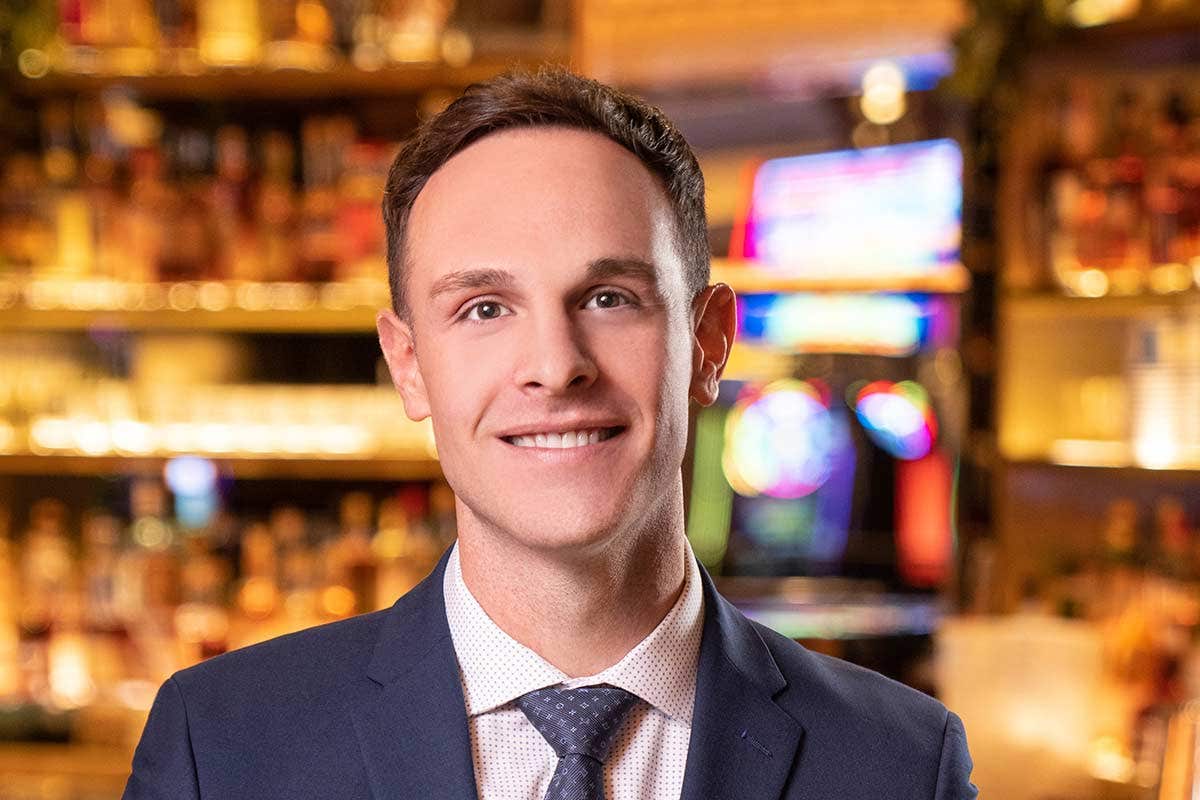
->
[420, 339, 502, 443]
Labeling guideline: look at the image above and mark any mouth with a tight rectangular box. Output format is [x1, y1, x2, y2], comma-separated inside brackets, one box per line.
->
[500, 426, 626, 450]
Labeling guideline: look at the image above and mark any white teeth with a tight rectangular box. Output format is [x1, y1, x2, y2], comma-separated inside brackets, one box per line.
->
[508, 428, 614, 449]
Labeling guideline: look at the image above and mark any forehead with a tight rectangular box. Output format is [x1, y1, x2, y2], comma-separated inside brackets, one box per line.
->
[405, 127, 682, 296]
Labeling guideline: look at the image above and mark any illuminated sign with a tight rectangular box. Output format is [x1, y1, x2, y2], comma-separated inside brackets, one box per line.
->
[736, 292, 955, 356]
[733, 139, 962, 281]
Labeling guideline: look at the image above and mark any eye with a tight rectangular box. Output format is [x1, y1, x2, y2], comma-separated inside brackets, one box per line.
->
[585, 290, 632, 310]
[462, 300, 512, 322]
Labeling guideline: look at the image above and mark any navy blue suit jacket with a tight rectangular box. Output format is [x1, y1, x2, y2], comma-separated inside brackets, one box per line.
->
[124, 545, 977, 799]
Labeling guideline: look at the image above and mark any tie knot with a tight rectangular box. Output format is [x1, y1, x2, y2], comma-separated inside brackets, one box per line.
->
[516, 684, 639, 763]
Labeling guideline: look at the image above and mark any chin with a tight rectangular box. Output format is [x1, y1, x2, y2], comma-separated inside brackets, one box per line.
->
[470, 488, 634, 557]
[509, 508, 627, 555]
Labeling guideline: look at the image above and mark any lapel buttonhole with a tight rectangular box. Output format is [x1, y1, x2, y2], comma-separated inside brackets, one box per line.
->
[740, 728, 773, 758]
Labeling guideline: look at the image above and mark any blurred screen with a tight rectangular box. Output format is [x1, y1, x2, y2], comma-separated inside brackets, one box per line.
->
[735, 139, 963, 280]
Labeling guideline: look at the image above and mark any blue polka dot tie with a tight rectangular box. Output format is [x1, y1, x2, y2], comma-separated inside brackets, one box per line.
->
[516, 684, 639, 800]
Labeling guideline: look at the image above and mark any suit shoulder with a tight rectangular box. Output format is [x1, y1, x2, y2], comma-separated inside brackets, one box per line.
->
[750, 619, 949, 742]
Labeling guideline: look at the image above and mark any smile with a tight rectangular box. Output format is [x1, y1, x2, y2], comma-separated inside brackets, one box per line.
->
[501, 427, 624, 449]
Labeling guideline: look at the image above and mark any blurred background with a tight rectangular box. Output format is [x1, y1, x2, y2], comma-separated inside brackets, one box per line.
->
[0, 0, 1198, 797]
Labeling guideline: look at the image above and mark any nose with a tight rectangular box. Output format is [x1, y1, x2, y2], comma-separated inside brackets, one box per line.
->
[515, 308, 598, 394]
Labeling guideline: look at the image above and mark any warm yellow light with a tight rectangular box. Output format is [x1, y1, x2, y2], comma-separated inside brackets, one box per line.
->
[115, 679, 158, 710]
[17, 49, 50, 79]
[317, 424, 371, 454]
[321, 585, 356, 617]
[1088, 736, 1133, 783]
[198, 282, 232, 311]
[74, 420, 112, 455]
[0, 422, 15, 453]
[30, 418, 74, 451]
[238, 577, 279, 619]
[861, 87, 906, 126]
[441, 29, 473, 68]
[163, 422, 197, 452]
[198, 423, 235, 453]
[1077, 268, 1109, 297]
[112, 420, 156, 454]
[48, 633, 97, 709]
[281, 424, 316, 454]
[859, 61, 907, 126]
[167, 283, 199, 311]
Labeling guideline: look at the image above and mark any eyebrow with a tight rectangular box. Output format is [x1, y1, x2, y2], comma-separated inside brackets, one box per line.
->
[428, 267, 515, 300]
[426, 257, 661, 301]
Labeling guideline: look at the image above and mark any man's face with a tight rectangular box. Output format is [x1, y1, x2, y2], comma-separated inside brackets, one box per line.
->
[378, 127, 726, 556]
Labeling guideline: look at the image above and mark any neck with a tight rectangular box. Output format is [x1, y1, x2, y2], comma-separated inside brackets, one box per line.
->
[456, 487, 689, 678]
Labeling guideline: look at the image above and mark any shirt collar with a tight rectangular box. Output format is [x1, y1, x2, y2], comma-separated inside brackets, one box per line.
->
[443, 538, 704, 725]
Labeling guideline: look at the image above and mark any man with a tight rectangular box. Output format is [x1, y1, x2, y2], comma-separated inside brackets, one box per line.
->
[124, 68, 976, 799]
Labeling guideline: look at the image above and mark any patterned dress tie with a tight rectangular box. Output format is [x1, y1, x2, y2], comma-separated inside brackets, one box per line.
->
[516, 684, 639, 800]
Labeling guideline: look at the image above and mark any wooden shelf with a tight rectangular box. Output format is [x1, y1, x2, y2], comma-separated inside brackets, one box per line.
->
[13, 42, 566, 100]
[0, 743, 131, 797]
[0, 280, 386, 333]
[1003, 454, 1200, 479]
[0, 304, 381, 333]
[1003, 289, 1200, 321]
[1025, 10, 1200, 72]
[0, 453, 443, 481]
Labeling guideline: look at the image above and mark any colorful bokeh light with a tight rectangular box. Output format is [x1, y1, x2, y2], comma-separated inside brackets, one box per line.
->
[723, 379, 845, 499]
[850, 380, 938, 461]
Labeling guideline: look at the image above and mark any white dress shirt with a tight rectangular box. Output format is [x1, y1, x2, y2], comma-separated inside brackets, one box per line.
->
[442, 538, 705, 800]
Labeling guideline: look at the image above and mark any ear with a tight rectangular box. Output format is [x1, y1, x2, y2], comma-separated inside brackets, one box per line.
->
[376, 308, 432, 422]
[688, 283, 737, 407]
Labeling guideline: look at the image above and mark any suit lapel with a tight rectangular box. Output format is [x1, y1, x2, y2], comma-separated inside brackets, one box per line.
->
[351, 546, 804, 800]
[351, 546, 479, 800]
[680, 560, 805, 800]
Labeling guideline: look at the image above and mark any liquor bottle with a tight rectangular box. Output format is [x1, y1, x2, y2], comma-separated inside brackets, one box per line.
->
[17, 499, 75, 707]
[0, 154, 55, 277]
[1176, 89, 1200, 279]
[175, 530, 231, 663]
[0, 505, 21, 701]
[256, 131, 298, 281]
[273, 506, 319, 627]
[117, 479, 180, 634]
[336, 492, 377, 616]
[372, 496, 414, 608]
[336, 140, 391, 280]
[1147, 91, 1190, 281]
[78, 98, 128, 281]
[1097, 88, 1151, 292]
[1048, 80, 1102, 293]
[235, 521, 280, 623]
[152, 0, 197, 49]
[80, 509, 131, 702]
[210, 125, 261, 281]
[159, 127, 219, 281]
[123, 138, 171, 282]
[196, 0, 263, 66]
[296, 116, 349, 282]
[262, 0, 336, 70]
[1155, 497, 1191, 577]
[81, 509, 124, 634]
[41, 101, 95, 278]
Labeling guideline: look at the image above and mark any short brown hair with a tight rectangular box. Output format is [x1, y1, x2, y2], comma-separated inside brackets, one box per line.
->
[381, 67, 709, 320]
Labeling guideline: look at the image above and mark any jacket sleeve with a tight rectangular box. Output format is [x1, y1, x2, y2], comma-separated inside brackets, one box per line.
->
[123, 676, 202, 800]
[934, 710, 978, 800]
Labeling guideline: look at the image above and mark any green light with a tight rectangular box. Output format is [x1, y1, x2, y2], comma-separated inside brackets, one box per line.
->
[687, 405, 733, 570]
